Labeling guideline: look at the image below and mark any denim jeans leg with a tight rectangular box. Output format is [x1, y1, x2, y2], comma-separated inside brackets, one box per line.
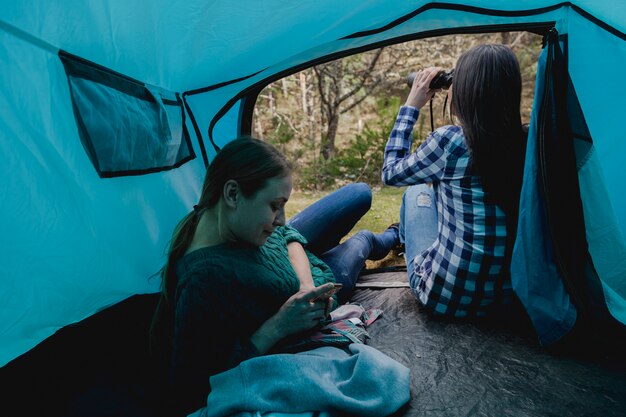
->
[400, 184, 438, 279]
[287, 183, 372, 256]
[319, 227, 399, 303]
[318, 231, 372, 304]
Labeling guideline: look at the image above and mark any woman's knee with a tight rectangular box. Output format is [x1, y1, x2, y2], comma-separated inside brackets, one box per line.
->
[402, 184, 435, 213]
[345, 182, 372, 212]
[405, 183, 434, 200]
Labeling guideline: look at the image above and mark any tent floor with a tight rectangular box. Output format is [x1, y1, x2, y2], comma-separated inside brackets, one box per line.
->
[353, 269, 626, 417]
[4, 269, 626, 417]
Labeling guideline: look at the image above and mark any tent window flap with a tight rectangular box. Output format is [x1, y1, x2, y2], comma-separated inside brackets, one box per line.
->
[60, 52, 194, 177]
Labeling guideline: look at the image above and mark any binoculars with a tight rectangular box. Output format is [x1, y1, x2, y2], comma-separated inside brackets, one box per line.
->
[406, 69, 454, 90]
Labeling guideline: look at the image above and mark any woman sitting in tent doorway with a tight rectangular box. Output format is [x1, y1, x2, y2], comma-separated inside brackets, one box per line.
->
[382, 44, 527, 317]
[150, 136, 401, 416]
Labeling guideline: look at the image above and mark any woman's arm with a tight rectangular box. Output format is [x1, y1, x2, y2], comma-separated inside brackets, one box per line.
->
[287, 240, 336, 315]
[287, 241, 315, 291]
[382, 67, 448, 186]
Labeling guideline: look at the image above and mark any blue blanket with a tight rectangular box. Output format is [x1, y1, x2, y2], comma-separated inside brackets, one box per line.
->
[189, 343, 410, 417]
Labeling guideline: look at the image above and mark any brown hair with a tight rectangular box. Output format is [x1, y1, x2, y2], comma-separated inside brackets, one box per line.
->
[451, 44, 527, 236]
[150, 136, 292, 353]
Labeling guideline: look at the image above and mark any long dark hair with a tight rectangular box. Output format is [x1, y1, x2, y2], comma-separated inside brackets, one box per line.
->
[150, 136, 292, 353]
[451, 44, 527, 238]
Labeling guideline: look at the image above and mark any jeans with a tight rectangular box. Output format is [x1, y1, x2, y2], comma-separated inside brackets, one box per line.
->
[288, 183, 398, 303]
[399, 184, 438, 280]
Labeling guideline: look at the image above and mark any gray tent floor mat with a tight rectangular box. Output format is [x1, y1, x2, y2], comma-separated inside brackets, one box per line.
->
[350, 270, 626, 417]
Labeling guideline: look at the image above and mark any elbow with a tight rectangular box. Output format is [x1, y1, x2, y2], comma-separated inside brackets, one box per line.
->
[380, 167, 393, 186]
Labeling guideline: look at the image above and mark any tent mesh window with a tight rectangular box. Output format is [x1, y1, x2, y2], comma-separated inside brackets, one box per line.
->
[60, 52, 194, 177]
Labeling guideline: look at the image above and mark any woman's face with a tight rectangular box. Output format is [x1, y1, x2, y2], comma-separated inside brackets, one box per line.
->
[231, 174, 293, 247]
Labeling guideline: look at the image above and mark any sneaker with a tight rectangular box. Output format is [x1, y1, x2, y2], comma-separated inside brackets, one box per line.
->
[387, 222, 400, 233]
[387, 223, 405, 257]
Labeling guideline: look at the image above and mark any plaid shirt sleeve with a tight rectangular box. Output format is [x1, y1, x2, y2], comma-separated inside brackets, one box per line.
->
[382, 106, 448, 186]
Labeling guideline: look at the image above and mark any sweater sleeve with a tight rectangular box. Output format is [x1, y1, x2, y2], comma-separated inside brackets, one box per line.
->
[171, 268, 261, 414]
[279, 224, 309, 246]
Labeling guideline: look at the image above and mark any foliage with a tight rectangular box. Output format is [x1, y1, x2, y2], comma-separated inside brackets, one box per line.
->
[269, 116, 294, 151]
[328, 96, 401, 186]
[296, 156, 342, 191]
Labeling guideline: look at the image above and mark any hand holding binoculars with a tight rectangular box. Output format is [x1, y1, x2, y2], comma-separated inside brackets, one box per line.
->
[406, 69, 454, 90]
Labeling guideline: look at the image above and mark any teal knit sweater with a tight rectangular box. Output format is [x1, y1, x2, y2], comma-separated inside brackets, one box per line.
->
[170, 225, 336, 415]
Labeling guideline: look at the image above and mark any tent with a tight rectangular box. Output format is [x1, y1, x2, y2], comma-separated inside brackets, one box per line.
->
[2, 1, 626, 416]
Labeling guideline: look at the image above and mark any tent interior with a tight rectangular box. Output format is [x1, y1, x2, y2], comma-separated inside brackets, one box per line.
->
[2, 1, 626, 416]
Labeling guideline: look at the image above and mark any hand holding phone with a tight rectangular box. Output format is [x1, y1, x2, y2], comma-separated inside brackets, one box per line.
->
[308, 283, 342, 318]
[312, 283, 343, 301]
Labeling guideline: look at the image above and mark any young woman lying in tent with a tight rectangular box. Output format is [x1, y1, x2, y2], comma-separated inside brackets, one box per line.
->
[150, 136, 406, 416]
[382, 44, 527, 318]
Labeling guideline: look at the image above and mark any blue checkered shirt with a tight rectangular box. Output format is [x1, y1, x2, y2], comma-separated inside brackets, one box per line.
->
[382, 106, 511, 317]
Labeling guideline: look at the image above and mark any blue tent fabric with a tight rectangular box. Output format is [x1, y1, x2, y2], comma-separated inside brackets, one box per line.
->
[579, 149, 626, 324]
[510, 33, 579, 346]
[512, 27, 626, 345]
[1, 0, 626, 379]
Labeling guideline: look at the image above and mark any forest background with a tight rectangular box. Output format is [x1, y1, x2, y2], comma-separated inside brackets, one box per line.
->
[252, 32, 543, 267]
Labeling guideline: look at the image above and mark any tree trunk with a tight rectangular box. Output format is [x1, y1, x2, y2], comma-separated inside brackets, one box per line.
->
[281, 78, 288, 97]
[268, 91, 276, 117]
[253, 107, 264, 139]
[321, 113, 339, 160]
[299, 72, 307, 114]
